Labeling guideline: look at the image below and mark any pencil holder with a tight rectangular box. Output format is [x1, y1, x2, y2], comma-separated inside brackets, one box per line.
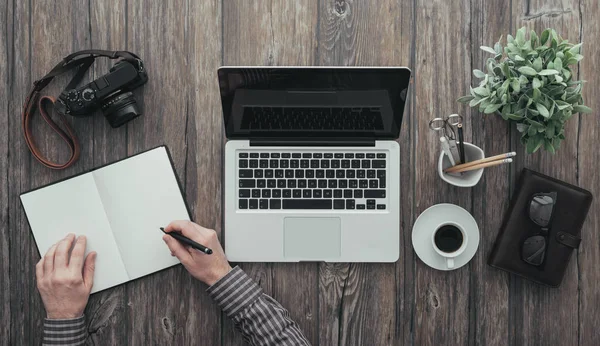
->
[438, 143, 485, 187]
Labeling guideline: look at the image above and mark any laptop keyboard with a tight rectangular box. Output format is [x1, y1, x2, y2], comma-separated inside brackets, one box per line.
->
[237, 151, 388, 210]
[241, 106, 384, 131]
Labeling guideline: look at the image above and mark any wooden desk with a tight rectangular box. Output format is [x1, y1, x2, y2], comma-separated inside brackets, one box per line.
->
[1, 1, 598, 345]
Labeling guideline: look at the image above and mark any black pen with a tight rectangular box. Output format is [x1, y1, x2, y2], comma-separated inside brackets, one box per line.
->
[160, 227, 213, 254]
[457, 123, 466, 164]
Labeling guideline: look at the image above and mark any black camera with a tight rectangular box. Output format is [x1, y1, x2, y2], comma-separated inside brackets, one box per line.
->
[56, 60, 148, 128]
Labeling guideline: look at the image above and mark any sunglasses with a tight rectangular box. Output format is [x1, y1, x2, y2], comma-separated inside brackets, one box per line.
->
[521, 192, 557, 266]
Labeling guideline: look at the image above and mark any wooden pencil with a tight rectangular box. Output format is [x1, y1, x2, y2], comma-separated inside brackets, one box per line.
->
[444, 152, 516, 173]
[449, 158, 513, 173]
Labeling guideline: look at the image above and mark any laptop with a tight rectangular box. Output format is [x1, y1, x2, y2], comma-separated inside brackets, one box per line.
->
[219, 67, 411, 262]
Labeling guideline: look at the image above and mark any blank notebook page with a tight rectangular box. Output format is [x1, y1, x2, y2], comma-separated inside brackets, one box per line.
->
[21, 146, 189, 293]
[20, 174, 130, 293]
[93, 147, 189, 279]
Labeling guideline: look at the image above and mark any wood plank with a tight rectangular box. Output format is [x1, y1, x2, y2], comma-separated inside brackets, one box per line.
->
[85, 0, 129, 344]
[6, 0, 35, 342]
[412, 1, 473, 345]
[222, 1, 319, 344]
[577, 0, 600, 344]
[123, 0, 202, 344]
[510, 1, 582, 345]
[181, 0, 224, 344]
[468, 1, 512, 345]
[9, 1, 92, 344]
[0, 0, 11, 342]
[315, 0, 413, 344]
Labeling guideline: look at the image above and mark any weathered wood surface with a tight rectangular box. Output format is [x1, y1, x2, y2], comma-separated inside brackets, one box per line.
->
[1, 1, 599, 345]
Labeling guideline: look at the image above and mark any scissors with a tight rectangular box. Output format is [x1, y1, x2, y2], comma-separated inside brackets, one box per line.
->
[429, 114, 463, 140]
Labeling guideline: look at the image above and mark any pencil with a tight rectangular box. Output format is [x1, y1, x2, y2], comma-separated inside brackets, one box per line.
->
[449, 158, 513, 173]
[160, 227, 213, 255]
[457, 124, 466, 164]
[444, 152, 516, 173]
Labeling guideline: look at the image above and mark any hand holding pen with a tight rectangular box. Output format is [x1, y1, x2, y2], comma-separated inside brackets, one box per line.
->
[161, 221, 232, 286]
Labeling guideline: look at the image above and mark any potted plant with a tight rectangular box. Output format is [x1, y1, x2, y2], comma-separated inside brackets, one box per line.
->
[458, 27, 592, 153]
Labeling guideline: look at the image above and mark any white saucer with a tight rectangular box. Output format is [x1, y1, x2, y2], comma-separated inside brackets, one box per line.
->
[412, 203, 480, 271]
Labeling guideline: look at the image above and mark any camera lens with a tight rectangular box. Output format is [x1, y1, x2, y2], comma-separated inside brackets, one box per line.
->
[101, 92, 142, 128]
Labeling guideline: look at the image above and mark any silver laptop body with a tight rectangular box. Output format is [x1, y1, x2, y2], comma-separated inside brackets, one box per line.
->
[219, 66, 411, 262]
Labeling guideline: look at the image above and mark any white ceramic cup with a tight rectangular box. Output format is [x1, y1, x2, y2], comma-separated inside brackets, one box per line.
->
[431, 222, 468, 269]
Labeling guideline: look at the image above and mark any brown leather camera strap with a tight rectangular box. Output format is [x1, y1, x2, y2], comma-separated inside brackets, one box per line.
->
[21, 49, 142, 169]
[22, 92, 81, 169]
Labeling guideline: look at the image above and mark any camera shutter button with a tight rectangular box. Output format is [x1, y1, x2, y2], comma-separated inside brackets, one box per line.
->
[82, 88, 95, 101]
[66, 90, 79, 102]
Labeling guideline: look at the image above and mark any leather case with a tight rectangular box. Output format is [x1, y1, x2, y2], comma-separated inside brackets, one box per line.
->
[488, 168, 593, 287]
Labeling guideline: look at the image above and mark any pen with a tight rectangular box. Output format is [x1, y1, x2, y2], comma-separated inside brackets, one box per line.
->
[160, 227, 213, 255]
[457, 123, 466, 164]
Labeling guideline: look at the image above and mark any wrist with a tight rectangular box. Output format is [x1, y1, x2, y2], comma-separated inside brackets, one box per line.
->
[205, 264, 233, 286]
[46, 311, 83, 319]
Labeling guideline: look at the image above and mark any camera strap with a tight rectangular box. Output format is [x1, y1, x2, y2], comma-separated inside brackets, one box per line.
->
[22, 50, 142, 169]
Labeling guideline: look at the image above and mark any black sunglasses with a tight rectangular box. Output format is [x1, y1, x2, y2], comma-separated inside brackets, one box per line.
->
[521, 192, 557, 266]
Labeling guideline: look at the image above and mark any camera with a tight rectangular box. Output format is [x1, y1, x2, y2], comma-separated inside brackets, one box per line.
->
[56, 60, 148, 128]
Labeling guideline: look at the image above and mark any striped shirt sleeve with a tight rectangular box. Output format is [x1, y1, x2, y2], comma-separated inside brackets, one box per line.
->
[42, 315, 87, 345]
[207, 266, 311, 346]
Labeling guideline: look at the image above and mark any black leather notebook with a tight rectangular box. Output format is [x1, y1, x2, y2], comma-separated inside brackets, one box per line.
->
[488, 168, 593, 287]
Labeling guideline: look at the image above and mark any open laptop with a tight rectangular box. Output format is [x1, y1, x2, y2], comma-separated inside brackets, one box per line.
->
[219, 67, 411, 262]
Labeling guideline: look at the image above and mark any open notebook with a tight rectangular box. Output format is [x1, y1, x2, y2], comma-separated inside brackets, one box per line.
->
[20, 146, 190, 293]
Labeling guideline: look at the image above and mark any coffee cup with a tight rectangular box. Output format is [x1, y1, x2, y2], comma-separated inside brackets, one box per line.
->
[431, 222, 468, 269]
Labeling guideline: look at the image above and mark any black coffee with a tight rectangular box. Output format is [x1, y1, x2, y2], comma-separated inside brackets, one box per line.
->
[434, 225, 464, 253]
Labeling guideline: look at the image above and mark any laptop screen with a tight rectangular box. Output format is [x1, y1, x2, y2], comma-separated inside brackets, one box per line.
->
[218, 67, 411, 140]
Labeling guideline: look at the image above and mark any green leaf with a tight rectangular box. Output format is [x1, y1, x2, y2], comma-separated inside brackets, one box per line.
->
[528, 125, 538, 136]
[511, 78, 521, 93]
[507, 113, 524, 120]
[532, 57, 543, 71]
[501, 63, 511, 78]
[484, 103, 503, 114]
[507, 34, 514, 44]
[573, 104, 593, 113]
[494, 41, 503, 54]
[469, 96, 488, 107]
[554, 57, 563, 69]
[533, 88, 541, 101]
[480, 46, 497, 55]
[516, 123, 529, 132]
[544, 139, 556, 154]
[528, 118, 544, 127]
[555, 75, 563, 83]
[526, 135, 544, 153]
[540, 29, 550, 45]
[457, 95, 475, 103]
[536, 103, 550, 118]
[569, 43, 582, 54]
[555, 100, 572, 110]
[473, 69, 486, 78]
[516, 27, 526, 45]
[545, 122, 555, 138]
[514, 55, 525, 62]
[532, 77, 542, 89]
[539, 69, 559, 75]
[530, 30, 538, 47]
[473, 86, 490, 97]
[518, 66, 538, 76]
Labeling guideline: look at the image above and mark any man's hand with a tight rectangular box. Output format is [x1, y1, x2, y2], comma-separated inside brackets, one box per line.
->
[36, 234, 97, 319]
[162, 221, 232, 286]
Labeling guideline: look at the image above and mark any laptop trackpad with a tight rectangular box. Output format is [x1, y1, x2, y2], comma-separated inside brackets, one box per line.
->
[284, 217, 341, 260]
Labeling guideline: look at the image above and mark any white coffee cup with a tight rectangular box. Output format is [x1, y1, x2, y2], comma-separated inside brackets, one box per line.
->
[431, 222, 468, 269]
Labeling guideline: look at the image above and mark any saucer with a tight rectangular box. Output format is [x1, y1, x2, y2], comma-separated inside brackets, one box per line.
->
[412, 203, 480, 271]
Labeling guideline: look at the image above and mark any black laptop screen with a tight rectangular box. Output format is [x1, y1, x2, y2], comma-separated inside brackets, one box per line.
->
[218, 67, 411, 140]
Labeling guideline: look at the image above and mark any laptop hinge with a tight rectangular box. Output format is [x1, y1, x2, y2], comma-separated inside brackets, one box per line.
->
[249, 139, 376, 147]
